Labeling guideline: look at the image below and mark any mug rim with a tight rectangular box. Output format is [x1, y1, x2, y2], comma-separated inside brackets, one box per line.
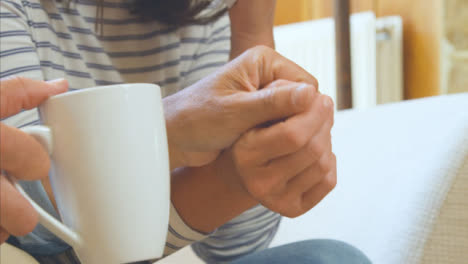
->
[48, 83, 160, 102]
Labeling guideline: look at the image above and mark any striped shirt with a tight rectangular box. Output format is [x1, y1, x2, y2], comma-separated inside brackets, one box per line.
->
[0, 0, 281, 263]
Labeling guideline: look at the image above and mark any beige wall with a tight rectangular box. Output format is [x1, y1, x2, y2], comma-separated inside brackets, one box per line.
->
[444, 0, 468, 94]
[274, 0, 374, 24]
[376, 0, 443, 99]
[275, 0, 468, 98]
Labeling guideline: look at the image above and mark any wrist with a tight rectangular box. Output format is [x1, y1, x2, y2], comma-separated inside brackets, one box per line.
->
[231, 31, 275, 47]
[229, 0, 276, 59]
[230, 31, 275, 59]
[171, 163, 257, 233]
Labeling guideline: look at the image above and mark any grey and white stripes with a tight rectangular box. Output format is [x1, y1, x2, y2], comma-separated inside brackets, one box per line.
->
[0, 0, 281, 262]
[192, 205, 281, 264]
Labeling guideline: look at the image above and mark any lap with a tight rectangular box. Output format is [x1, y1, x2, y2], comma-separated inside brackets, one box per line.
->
[231, 239, 371, 264]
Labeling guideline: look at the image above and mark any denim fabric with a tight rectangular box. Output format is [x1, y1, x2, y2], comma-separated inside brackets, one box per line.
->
[9, 180, 71, 256]
[231, 239, 372, 264]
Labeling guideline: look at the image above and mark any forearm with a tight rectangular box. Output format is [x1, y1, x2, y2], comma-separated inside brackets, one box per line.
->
[171, 163, 258, 233]
[229, 0, 276, 59]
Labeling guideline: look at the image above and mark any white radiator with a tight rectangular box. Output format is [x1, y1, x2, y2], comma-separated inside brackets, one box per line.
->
[274, 12, 403, 109]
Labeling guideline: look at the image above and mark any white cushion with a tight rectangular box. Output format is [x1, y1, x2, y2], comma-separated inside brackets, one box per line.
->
[270, 93, 468, 264]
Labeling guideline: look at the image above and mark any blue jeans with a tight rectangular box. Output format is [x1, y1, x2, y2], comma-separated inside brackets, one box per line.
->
[231, 239, 372, 264]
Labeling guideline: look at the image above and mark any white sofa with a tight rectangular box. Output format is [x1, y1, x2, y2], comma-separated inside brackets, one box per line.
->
[2, 93, 467, 263]
[269, 93, 468, 264]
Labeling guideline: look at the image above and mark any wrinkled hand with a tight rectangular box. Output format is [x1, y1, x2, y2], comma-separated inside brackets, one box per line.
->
[0, 77, 68, 243]
[164, 46, 318, 169]
[215, 80, 336, 217]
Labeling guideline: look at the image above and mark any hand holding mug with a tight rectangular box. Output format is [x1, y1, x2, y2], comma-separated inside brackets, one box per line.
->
[0, 77, 68, 243]
[1, 78, 171, 263]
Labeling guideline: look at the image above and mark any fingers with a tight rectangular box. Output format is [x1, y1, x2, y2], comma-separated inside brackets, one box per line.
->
[262, 151, 337, 218]
[232, 81, 316, 133]
[240, 46, 319, 88]
[0, 77, 62, 243]
[229, 85, 336, 218]
[269, 53, 319, 89]
[240, 93, 334, 164]
[0, 77, 68, 119]
[0, 123, 50, 180]
[0, 175, 39, 236]
[264, 127, 332, 187]
[284, 151, 336, 200]
[300, 159, 337, 213]
[247, 119, 332, 197]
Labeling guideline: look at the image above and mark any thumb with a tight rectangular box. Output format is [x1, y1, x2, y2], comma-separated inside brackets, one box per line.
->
[236, 80, 316, 129]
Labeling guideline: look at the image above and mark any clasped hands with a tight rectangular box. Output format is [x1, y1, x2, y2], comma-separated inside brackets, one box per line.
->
[166, 46, 336, 218]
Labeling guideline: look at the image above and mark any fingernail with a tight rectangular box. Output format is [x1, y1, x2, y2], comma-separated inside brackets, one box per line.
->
[46, 78, 68, 91]
[46, 78, 65, 84]
[293, 83, 310, 107]
[322, 96, 333, 108]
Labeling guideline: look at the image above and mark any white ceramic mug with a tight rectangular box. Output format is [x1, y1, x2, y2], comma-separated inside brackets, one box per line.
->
[17, 84, 170, 263]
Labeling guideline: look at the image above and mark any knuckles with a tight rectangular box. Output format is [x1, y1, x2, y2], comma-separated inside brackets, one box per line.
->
[280, 123, 308, 150]
[231, 145, 273, 199]
[319, 153, 337, 191]
[4, 76, 28, 90]
[246, 45, 274, 57]
[278, 200, 304, 218]
[244, 178, 271, 200]
[306, 136, 328, 162]
[231, 137, 256, 167]
[317, 151, 334, 175]
[322, 170, 337, 192]
[244, 166, 284, 200]
[281, 153, 337, 218]
[241, 45, 275, 67]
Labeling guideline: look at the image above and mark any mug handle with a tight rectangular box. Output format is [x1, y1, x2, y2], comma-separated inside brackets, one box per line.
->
[16, 126, 82, 249]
